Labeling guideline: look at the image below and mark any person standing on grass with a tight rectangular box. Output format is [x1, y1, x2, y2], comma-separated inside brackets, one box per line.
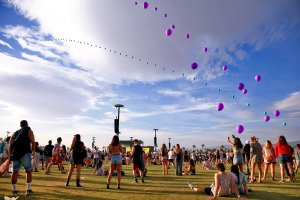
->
[32, 142, 42, 172]
[262, 140, 276, 181]
[160, 143, 168, 175]
[227, 135, 244, 173]
[43, 140, 54, 170]
[243, 140, 251, 175]
[131, 139, 145, 183]
[107, 135, 123, 189]
[65, 134, 85, 187]
[274, 135, 294, 183]
[249, 136, 263, 183]
[45, 137, 64, 174]
[9, 120, 35, 197]
[294, 144, 300, 173]
[168, 148, 175, 169]
[174, 144, 183, 176]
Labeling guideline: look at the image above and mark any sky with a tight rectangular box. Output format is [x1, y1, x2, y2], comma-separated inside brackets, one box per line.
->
[0, 0, 300, 150]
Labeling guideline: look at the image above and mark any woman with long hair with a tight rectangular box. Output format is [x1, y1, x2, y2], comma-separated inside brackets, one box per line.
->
[274, 135, 294, 182]
[107, 135, 123, 189]
[65, 134, 85, 187]
[249, 136, 263, 183]
[160, 143, 168, 175]
[262, 140, 276, 181]
[227, 135, 244, 173]
[183, 159, 196, 175]
[230, 165, 248, 195]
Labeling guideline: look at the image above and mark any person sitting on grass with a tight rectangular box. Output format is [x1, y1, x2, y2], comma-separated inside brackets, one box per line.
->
[183, 159, 196, 175]
[203, 158, 213, 170]
[188, 163, 244, 200]
[230, 165, 249, 196]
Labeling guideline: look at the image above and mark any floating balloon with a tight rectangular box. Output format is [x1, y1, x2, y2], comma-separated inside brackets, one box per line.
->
[223, 65, 228, 71]
[264, 115, 270, 122]
[191, 62, 198, 70]
[185, 33, 190, 39]
[263, 111, 267, 115]
[247, 103, 250, 107]
[171, 25, 175, 29]
[217, 103, 224, 111]
[237, 83, 245, 90]
[166, 29, 172, 36]
[205, 83, 208, 86]
[274, 110, 280, 117]
[255, 75, 261, 82]
[242, 88, 248, 94]
[164, 13, 167, 17]
[143, 2, 149, 9]
[232, 95, 235, 99]
[135, 2, 138, 5]
[236, 125, 244, 134]
[218, 89, 221, 92]
[203, 47, 208, 52]
[154, 7, 158, 11]
[283, 122, 287, 126]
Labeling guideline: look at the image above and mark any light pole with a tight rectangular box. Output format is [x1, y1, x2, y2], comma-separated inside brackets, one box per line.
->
[114, 104, 124, 136]
[168, 138, 172, 150]
[92, 137, 95, 148]
[130, 137, 133, 148]
[153, 129, 158, 152]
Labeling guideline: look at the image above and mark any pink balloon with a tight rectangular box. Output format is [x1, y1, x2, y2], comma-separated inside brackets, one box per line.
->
[274, 110, 280, 117]
[242, 88, 248, 94]
[236, 125, 244, 134]
[264, 115, 270, 122]
[255, 75, 261, 82]
[166, 29, 172, 36]
[223, 65, 228, 71]
[217, 103, 224, 111]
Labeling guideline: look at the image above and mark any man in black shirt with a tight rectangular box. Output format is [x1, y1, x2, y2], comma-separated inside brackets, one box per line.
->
[131, 139, 144, 183]
[44, 140, 54, 169]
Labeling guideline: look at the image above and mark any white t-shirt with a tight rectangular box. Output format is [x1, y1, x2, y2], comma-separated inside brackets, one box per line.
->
[168, 150, 174, 159]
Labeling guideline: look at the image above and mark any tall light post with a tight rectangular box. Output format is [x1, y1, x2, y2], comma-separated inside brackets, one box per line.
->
[92, 137, 95, 148]
[114, 104, 124, 136]
[130, 137, 133, 148]
[153, 129, 158, 152]
[168, 138, 172, 150]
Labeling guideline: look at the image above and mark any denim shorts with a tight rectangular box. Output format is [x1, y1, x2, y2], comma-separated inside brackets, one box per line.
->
[233, 155, 244, 165]
[12, 153, 32, 171]
[111, 154, 122, 165]
[277, 154, 291, 164]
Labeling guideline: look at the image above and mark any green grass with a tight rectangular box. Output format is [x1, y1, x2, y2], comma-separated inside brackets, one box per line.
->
[1, 163, 300, 200]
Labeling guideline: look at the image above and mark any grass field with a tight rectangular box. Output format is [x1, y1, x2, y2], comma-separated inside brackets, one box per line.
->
[1, 162, 300, 200]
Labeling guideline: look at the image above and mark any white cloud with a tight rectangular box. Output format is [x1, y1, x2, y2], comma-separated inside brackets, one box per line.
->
[0, 39, 13, 49]
[274, 91, 300, 111]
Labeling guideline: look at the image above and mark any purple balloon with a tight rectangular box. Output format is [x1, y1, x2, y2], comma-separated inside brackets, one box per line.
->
[223, 65, 228, 71]
[171, 25, 175, 29]
[154, 7, 158, 11]
[164, 13, 167, 18]
[274, 110, 280, 117]
[255, 75, 261, 82]
[143, 2, 149, 9]
[185, 33, 190, 39]
[264, 115, 270, 122]
[236, 125, 244, 134]
[203, 47, 208, 52]
[237, 83, 245, 90]
[135, 2, 138, 5]
[191, 62, 198, 70]
[217, 103, 224, 111]
[166, 29, 172, 36]
[242, 88, 248, 94]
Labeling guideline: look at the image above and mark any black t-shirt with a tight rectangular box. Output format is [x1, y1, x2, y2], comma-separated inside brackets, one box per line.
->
[132, 145, 143, 163]
[44, 144, 54, 157]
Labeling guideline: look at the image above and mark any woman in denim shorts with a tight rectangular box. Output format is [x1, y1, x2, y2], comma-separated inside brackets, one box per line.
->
[228, 135, 244, 173]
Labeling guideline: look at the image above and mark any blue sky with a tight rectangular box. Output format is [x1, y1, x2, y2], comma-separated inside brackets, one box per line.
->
[0, 0, 300, 149]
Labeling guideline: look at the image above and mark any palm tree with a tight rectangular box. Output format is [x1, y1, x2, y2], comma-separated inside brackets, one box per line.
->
[192, 145, 196, 151]
[201, 144, 205, 151]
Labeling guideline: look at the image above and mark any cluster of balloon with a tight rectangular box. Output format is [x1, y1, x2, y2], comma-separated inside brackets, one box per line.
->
[217, 103, 224, 111]
[236, 125, 244, 134]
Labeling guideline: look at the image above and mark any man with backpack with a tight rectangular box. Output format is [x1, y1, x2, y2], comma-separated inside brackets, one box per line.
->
[9, 120, 36, 197]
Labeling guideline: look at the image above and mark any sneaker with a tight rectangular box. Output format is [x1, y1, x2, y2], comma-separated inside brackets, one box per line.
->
[142, 179, 145, 183]
[106, 183, 109, 189]
[12, 190, 18, 197]
[188, 182, 194, 189]
[117, 184, 120, 190]
[133, 179, 138, 183]
[25, 189, 34, 196]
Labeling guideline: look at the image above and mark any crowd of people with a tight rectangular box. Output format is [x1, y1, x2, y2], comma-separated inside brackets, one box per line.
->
[0, 120, 300, 199]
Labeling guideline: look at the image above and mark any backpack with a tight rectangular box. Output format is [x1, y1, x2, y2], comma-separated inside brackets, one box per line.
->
[10, 127, 30, 161]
